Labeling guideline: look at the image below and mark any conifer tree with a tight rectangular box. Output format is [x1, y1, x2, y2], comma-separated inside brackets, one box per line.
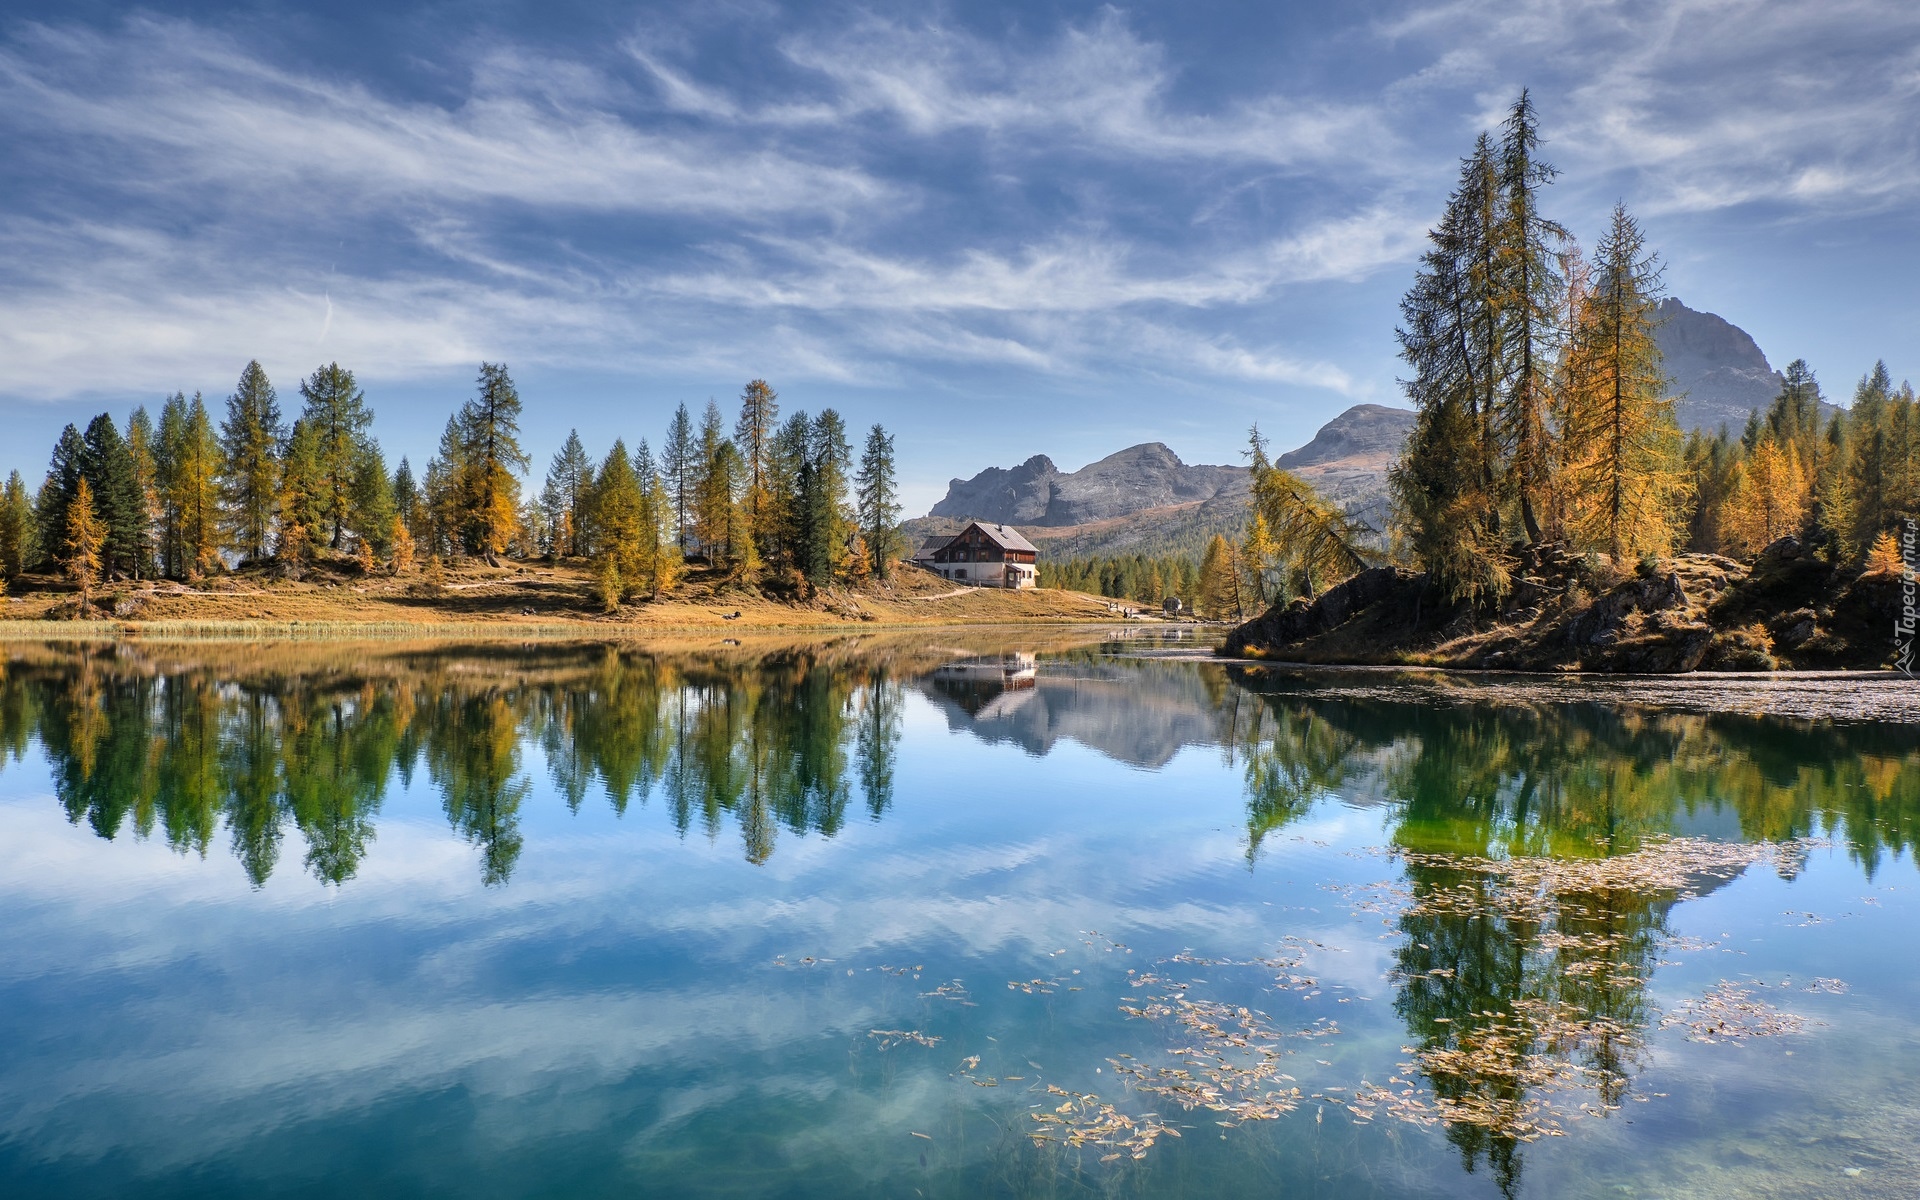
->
[455, 363, 529, 563]
[735, 380, 779, 556]
[1496, 91, 1569, 542]
[1681, 429, 1741, 554]
[33, 425, 86, 574]
[0, 471, 28, 584]
[220, 360, 284, 562]
[542, 430, 593, 557]
[80, 413, 146, 580]
[177, 394, 224, 576]
[591, 439, 645, 604]
[801, 410, 853, 585]
[424, 415, 467, 559]
[1846, 361, 1896, 559]
[125, 407, 159, 578]
[297, 363, 374, 550]
[1558, 203, 1687, 559]
[1198, 534, 1238, 620]
[1814, 414, 1852, 552]
[1240, 510, 1278, 607]
[645, 470, 682, 596]
[352, 443, 397, 555]
[1391, 136, 1510, 603]
[392, 458, 421, 545]
[63, 477, 105, 612]
[1720, 439, 1808, 555]
[662, 404, 696, 552]
[154, 396, 189, 576]
[854, 424, 900, 580]
[1864, 530, 1904, 576]
[390, 515, 415, 575]
[277, 418, 327, 563]
[767, 411, 812, 568]
[693, 401, 732, 564]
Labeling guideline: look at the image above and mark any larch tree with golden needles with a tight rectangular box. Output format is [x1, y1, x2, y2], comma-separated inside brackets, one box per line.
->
[1558, 203, 1688, 560]
[64, 477, 106, 613]
[591, 440, 644, 608]
[1720, 439, 1809, 556]
[1240, 510, 1278, 608]
[1247, 429, 1374, 600]
[1198, 534, 1240, 620]
[390, 515, 415, 575]
[1864, 530, 1904, 576]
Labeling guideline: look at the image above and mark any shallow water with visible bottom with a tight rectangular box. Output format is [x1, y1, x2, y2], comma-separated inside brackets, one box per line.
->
[1, 634, 1916, 1199]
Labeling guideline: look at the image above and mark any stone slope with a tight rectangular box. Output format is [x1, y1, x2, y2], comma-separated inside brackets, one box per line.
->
[1654, 298, 1785, 434]
[928, 442, 1246, 527]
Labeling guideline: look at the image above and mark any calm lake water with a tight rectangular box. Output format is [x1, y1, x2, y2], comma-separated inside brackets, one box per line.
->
[1, 634, 1917, 1199]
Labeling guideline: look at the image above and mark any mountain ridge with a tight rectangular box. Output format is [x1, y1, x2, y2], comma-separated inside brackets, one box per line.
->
[909, 298, 1803, 563]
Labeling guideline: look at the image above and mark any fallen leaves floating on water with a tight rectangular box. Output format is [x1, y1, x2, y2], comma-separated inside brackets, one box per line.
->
[1660, 982, 1814, 1042]
[1027, 1085, 1170, 1160]
[870, 1029, 942, 1050]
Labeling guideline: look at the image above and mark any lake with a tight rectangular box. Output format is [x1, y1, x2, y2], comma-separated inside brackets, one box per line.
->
[1, 633, 1916, 1199]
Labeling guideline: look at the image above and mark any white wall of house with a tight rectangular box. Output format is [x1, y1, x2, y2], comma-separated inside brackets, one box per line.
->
[931, 563, 1036, 588]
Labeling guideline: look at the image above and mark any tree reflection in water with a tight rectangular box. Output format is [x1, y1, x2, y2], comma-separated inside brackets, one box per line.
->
[0, 642, 913, 887]
[1225, 670, 1918, 1195]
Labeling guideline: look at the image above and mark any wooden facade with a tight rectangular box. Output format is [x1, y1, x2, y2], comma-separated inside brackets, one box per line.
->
[919, 522, 1039, 588]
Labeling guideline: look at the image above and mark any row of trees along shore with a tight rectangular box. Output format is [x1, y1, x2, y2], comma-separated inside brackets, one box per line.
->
[0, 365, 901, 612]
[1381, 90, 1920, 605]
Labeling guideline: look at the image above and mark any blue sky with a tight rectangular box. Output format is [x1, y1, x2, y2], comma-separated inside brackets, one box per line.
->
[2, 1, 1917, 512]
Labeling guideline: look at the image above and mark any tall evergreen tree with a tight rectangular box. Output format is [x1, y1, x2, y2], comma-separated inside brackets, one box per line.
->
[34, 425, 87, 573]
[0, 471, 29, 584]
[801, 410, 853, 585]
[854, 424, 900, 580]
[1558, 203, 1686, 559]
[352, 443, 397, 555]
[1845, 361, 1895, 559]
[693, 400, 731, 563]
[392, 458, 421, 543]
[156, 394, 222, 577]
[277, 417, 328, 562]
[662, 403, 696, 552]
[297, 362, 374, 549]
[1390, 137, 1510, 603]
[220, 360, 284, 562]
[1496, 90, 1568, 542]
[542, 429, 593, 558]
[767, 411, 812, 569]
[125, 407, 159, 579]
[79, 413, 146, 580]
[735, 380, 779, 555]
[454, 363, 530, 563]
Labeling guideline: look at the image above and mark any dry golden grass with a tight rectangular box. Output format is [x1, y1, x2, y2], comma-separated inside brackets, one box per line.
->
[0, 553, 1158, 640]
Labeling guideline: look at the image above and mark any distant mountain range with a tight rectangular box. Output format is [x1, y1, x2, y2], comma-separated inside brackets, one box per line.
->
[907, 298, 1803, 562]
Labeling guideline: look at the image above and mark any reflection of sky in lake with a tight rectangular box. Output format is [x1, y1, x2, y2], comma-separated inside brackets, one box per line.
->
[0, 646, 1917, 1198]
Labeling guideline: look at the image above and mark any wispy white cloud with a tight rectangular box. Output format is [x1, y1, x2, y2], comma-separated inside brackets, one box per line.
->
[0, 17, 889, 220]
[1378, 0, 1920, 218]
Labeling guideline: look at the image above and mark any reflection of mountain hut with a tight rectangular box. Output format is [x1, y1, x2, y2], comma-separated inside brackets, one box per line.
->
[928, 653, 1038, 721]
[916, 521, 1039, 588]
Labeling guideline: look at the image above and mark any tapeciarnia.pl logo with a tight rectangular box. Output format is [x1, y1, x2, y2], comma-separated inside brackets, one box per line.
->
[1898, 518, 1917, 676]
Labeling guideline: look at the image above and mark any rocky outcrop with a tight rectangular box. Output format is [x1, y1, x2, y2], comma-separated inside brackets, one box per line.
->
[1274, 404, 1415, 470]
[1222, 539, 1902, 673]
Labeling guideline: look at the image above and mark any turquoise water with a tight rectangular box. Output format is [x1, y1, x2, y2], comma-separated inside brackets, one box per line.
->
[0, 637, 1916, 1198]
